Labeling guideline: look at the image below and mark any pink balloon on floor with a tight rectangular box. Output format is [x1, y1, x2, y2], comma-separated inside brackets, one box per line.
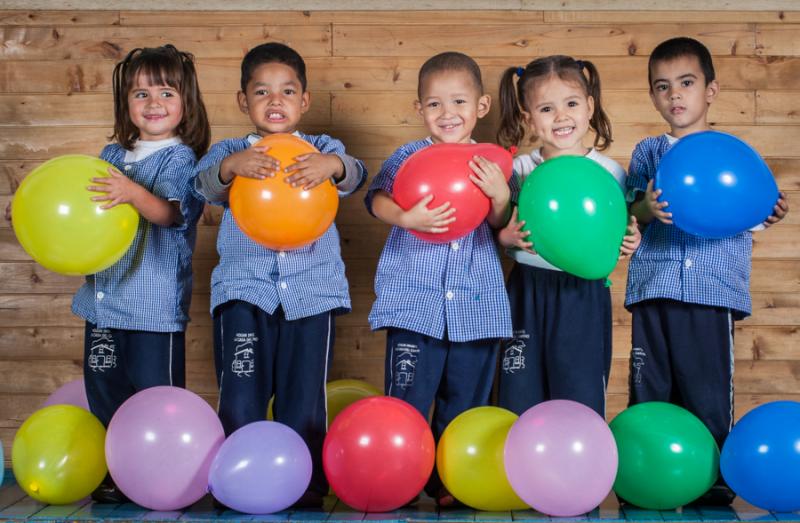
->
[504, 400, 618, 517]
[42, 379, 90, 411]
[105, 386, 225, 511]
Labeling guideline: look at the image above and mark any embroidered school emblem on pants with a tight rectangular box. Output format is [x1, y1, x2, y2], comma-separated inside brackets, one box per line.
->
[393, 342, 419, 389]
[632, 347, 647, 385]
[502, 336, 527, 374]
[87, 328, 117, 372]
[231, 332, 257, 377]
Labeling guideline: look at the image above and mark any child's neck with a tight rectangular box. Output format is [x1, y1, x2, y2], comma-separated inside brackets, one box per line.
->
[669, 121, 711, 139]
[540, 143, 590, 160]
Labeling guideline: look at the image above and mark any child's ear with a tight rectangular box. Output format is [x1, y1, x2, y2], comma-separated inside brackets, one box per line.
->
[237, 91, 248, 114]
[587, 95, 595, 116]
[477, 94, 491, 118]
[414, 99, 423, 117]
[705, 79, 720, 104]
[301, 91, 311, 114]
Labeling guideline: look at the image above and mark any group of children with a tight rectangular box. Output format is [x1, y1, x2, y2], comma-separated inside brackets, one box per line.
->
[67, 36, 788, 509]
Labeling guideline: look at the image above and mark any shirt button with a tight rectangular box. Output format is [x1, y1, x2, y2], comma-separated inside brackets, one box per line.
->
[451, 242, 460, 251]
[446, 291, 454, 300]
[124, 165, 131, 171]
[96, 291, 105, 300]
[278, 251, 286, 257]
[685, 259, 693, 268]
[280, 282, 288, 289]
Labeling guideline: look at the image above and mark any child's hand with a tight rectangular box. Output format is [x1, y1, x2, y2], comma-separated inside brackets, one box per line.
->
[88, 167, 144, 210]
[284, 153, 344, 190]
[400, 194, 456, 234]
[645, 179, 673, 224]
[468, 156, 510, 204]
[619, 215, 641, 259]
[220, 146, 279, 182]
[763, 191, 789, 228]
[498, 207, 535, 253]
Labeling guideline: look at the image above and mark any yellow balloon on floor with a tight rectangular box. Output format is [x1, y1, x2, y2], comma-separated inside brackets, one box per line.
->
[12, 155, 139, 275]
[12, 405, 107, 504]
[266, 379, 382, 426]
[437, 406, 528, 511]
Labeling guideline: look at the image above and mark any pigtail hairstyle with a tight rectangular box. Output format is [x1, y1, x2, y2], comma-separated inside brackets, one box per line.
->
[111, 45, 211, 158]
[497, 66, 527, 148]
[580, 59, 612, 151]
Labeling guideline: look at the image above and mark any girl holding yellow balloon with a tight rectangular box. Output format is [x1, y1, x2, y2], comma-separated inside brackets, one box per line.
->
[192, 42, 367, 509]
[68, 45, 210, 501]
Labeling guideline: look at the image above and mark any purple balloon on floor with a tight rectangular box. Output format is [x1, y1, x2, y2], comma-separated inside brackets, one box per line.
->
[42, 379, 90, 411]
[105, 386, 225, 511]
[208, 421, 312, 514]
[504, 400, 618, 517]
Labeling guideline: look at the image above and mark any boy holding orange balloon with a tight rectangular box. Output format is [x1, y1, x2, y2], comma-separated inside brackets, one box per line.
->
[625, 37, 789, 505]
[193, 42, 366, 508]
[364, 51, 512, 507]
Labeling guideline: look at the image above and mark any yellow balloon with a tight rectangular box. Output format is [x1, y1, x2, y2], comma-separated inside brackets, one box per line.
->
[12, 405, 107, 504]
[266, 379, 382, 426]
[326, 379, 382, 425]
[12, 155, 139, 275]
[437, 406, 528, 511]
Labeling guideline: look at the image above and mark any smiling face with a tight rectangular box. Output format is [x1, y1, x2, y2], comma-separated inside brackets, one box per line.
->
[649, 54, 719, 138]
[238, 61, 310, 136]
[415, 69, 491, 144]
[127, 72, 184, 141]
[523, 75, 594, 159]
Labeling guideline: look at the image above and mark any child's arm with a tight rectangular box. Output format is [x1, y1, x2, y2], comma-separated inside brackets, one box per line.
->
[193, 142, 275, 204]
[762, 191, 790, 228]
[287, 135, 368, 194]
[630, 179, 672, 225]
[497, 207, 535, 253]
[371, 191, 456, 233]
[468, 155, 511, 229]
[89, 167, 179, 227]
[619, 215, 641, 259]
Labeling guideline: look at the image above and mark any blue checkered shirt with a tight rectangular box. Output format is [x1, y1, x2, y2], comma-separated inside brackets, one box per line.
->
[72, 142, 203, 332]
[625, 134, 752, 318]
[193, 132, 367, 320]
[364, 138, 512, 342]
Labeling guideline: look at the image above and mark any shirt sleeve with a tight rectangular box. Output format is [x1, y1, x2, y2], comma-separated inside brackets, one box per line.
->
[192, 141, 238, 205]
[364, 146, 409, 217]
[307, 134, 368, 196]
[151, 146, 204, 231]
[626, 140, 655, 202]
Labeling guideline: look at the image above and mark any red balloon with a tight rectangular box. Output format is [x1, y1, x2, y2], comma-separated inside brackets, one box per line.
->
[393, 143, 513, 243]
[323, 396, 435, 512]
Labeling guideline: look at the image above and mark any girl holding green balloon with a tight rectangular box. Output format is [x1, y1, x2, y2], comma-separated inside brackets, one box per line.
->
[494, 55, 640, 418]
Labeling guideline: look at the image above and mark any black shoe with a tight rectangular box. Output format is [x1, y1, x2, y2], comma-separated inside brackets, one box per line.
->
[91, 480, 130, 504]
[291, 490, 324, 509]
[690, 485, 736, 507]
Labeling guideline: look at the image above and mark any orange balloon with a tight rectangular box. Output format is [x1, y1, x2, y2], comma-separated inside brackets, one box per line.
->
[229, 133, 339, 250]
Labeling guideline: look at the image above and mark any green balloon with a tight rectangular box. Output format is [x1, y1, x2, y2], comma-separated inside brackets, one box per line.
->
[610, 402, 719, 509]
[517, 156, 627, 280]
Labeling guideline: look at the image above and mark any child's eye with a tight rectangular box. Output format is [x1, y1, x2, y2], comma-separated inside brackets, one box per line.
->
[682, 79, 694, 87]
[255, 89, 268, 96]
[427, 101, 440, 108]
[284, 89, 296, 95]
[454, 99, 467, 105]
[568, 100, 579, 107]
[539, 106, 551, 113]
[655, 83, 668, 92]
[133, 91, 148, 99]
[161, 91, 174, 98]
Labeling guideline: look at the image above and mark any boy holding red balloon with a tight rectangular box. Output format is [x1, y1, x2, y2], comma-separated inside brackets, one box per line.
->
[192, 42, 366, 508]
[364, 51, 513, 507]
[625, 37, 789, 505]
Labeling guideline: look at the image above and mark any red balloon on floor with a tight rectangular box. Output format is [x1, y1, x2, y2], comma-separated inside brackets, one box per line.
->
[392, 143, 513, 243]
[323, 396, 434, 512]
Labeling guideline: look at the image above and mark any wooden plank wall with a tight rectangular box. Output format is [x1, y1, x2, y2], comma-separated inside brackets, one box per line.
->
[1, 9, 799, 461]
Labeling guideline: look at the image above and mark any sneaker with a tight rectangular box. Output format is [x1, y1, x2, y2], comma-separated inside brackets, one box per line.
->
[690, 485, 736, 507]
[91, 480, 130, 504]
[291, 490, 324, 509]
[435, 488, 464, 509]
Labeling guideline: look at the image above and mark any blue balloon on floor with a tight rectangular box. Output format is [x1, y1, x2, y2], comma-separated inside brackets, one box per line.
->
[655, 130, 778, 239]
[721, 401, 800, 512]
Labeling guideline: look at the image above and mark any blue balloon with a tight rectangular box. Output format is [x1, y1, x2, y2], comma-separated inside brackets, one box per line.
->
[0, 441, 4, 486]
[721, 401, 800, 512]
[655, 131, 778, 239]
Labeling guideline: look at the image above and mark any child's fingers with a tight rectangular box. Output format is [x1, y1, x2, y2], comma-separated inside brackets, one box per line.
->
[432, 207, 457, 220]
[90, 194, 111, 201]
[87, 185, 110, 193]
[415, 194, 435, 208]
[427, 226, 450, 234]
[433, 215, 457, 227]
[428, 200, 452, 214]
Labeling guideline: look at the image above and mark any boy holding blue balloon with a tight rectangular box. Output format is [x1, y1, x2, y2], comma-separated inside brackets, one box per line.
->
[625, 37, 789, 505]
